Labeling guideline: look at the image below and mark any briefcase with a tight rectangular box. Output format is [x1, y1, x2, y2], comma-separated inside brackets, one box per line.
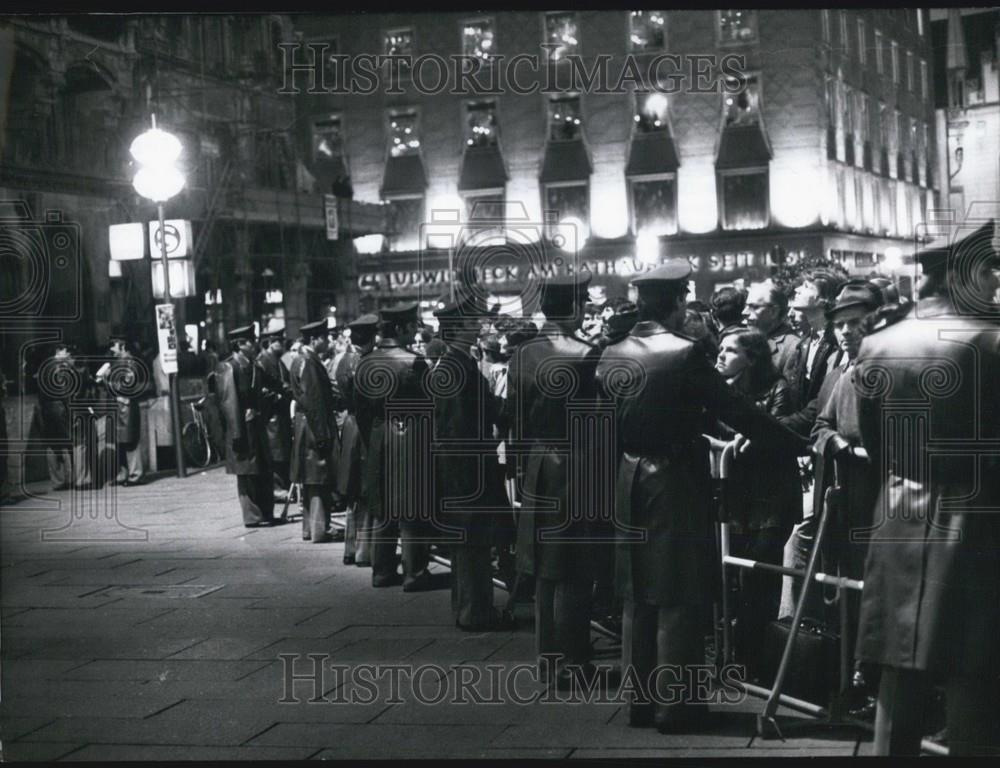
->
[758, 617, 839, 705]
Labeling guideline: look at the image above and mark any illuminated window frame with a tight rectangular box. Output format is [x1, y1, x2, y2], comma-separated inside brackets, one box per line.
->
[716, 10, 759, 47]
[717, 166, 770, 231]
[857, 18, 866, 65]
[820, 9, 830, 45]
[631, 89, 672, 135]
[906, 50, 914, 92]
[628, 10, 667, 53]
[542, 11, 580, 62]
[463, 98, 501, 150]
[384, 193, 426, 253]
[460, 188, 507, 246]
[541, 180, 590, 240]
[460, 16, 496, 65]
[920, 59, 928, 101]
[546, 92, 586, 143]
[890, 40, 899, 83]
[839, 11, 849, 56]
[385, 106, 421, 160]
[628, 172, 678, 237]
[383, 26, 415, 57]
[311, 113, 345, 164]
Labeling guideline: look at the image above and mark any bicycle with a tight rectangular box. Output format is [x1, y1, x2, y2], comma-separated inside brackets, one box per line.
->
[181, 397, 213, 469]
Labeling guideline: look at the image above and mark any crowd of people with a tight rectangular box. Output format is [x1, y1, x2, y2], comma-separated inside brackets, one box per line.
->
[20, 219, 1000, 756]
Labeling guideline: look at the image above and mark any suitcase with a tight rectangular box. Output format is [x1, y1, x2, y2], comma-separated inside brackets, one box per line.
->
[758, 617, 840, 705]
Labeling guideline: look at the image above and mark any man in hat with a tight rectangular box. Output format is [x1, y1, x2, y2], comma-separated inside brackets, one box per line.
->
[354, 302, 432, 589]
[509, 272, 604, 687]
[257, 327, 293, 498]
[288, 319, 340, 542]
[104, 331, 148, 486]
[431, 293, 514, 630]
[36, 342, 87, 490]
[217, 325, 274, 527]
[853, 220, 1000, 755]
[335, 314, 379, 566]
[595, 260, 804, 732]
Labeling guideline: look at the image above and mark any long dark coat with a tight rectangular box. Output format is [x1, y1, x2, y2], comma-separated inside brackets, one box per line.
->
[288, 348, 339, 486]
[353, 339, 429, 523]
[217, 352, 270, 476]
[333, 347, 364, 499]
[257, 348, 293, 464]
[431, 342, 506, 546]
[107, 355, 147, 446]
[854, 296, 1000, 679]
[509, 323, 602, 580]
[595, 320, 805, 608]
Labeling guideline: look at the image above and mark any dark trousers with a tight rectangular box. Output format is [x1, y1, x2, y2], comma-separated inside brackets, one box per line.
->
[400, 522, 430, 586]
[301, 484, 331, 542]
[874, 666, 1000, 756]
[728, 526, 786, 671]
[272, 459, 290, 491]
[623, 600, 705, 728]
[354, 499, 372, 564]
[237, 473, 274, 526]
[451, 543, 494, 627]
[535, 566, 592, 674]
[371, 515, 400, 581]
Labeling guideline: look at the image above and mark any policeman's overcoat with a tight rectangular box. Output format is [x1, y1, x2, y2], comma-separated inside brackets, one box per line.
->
[288, 348, 339, 486]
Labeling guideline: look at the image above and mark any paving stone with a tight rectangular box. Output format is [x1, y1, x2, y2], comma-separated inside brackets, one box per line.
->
[60, 659, 271, 683]
[0, 716, 57, 741]
[1, 741, 84, 761]
[248, 722, 508, 752]
[56, 745, 320, 761]
[166, 637, 280, 661]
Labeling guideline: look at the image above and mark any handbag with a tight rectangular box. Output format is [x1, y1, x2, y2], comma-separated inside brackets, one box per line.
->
[758, 617, 840, 705]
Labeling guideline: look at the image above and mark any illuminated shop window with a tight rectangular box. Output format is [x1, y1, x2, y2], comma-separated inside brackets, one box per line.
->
[906, 50, 914, 92]
[385, 196, 424, 252]
[890, 40, 899, 83]
[631, 177, 677, 236]
[544, 12, 578, 61]
[312, 115, 343, 163]
[839, 11, 849, 56]
[634, 92, 669, 133]
[548, 94, 583, 141]
[825, 77, 836, 159]
[821, 9, 830, 44]
[718, 10, 758, 45]
[384, 27, 413, 57]
[465, 101, 499, 148]
[544, 183, 589, 239]
[629, 10, 666, 52]
[874, 30, 883, 74]
[720, 170, 769, 230]
[387, 111, 420, 158]
[462, 192, 506, 246]
[723, 74, 761, 126]
[462, 19, 495, 62]
[857, 18, 866, 64]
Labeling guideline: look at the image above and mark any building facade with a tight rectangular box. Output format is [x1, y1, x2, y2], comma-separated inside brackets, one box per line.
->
[292, 9, 937, 315]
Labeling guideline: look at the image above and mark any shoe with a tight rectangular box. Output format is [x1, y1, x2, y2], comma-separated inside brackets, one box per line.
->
[372, 572, 403, 588]
[311, 533, 332, 544]
[302, 530, 311, 541]
[457, 608, 517, 632]
[343, 554, 356, 565]
[402, 571, 434, 593]
[328, 528, 345, 542]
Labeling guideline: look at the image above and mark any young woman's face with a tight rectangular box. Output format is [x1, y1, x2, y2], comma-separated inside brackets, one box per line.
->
[715, 336, 750, 379]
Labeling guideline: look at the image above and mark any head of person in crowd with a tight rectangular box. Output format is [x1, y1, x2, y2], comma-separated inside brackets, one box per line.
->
[715, 329, 780, 396]
[916, 219, 1000, 309]
[289, 338, 303, 355]
[600, 301, 639, 346]
[789, 269, 845, 338]
[434, 292, 485, 348]
[710, 286, 747, 335]
[479, 334, 505, 366]
[347, 314, 379, 356]
[540, 273, 593, 333]
[379, 302, 420, 344]
[684, 303, 720, 363]
[501, 317, 540, 356]
[227, 325, 258, 360]
[827, 279, 883, 361]
[412, 327, 433, 356]
[743, 279, 791, 336]
[299, 320, 331, 355]
[109, 330, 133, 360]
[260, 328, 285, 356]
[632, 260, 691, 331]
[53, 342, 75, 362]
[582, 301, 603, 338]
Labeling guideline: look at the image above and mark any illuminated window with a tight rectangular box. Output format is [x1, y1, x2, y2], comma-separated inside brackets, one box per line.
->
[634, 92, 669, 133]
[312, 115, 343, 163]
[920, 59, 928, 100]
[717, 10, 758, 45]
[720, 169, 769, 230]
[821, 9, 830, 44]
[462, 19, 495, 62]
[825, 76, 836, 159]
[858, 92, 870, 170]
[917, 9, 924, 36]
[631, 177, 677, 236]
[723, 74, 761, 126]
[544, 183, 589, 239]
[906, 50, 914, 91]
[465, 101, 499, 148]
[857, 18, 866, 64]
[895, 110, 906, 179]
[629, 10, 666, 52]
[462, 192, 506, 246]
[385, 196, 424, 252]
[890, 40, 899, 83]
[383, 27, 413, 57]
[874, 30, 883, 74]
[843, 83, 855, 165]
[921, 122, 931, 187]
[387, 110, 420, 158]
[840, 11, 849, 56]
[544, 12, 578, 61]
[548, 94, 583, 141]
[909, 117, 919, 183]
[879, 101, 890, 175]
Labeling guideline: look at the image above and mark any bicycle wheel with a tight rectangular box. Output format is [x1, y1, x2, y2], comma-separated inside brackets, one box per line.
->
[181, 421, 211, 468]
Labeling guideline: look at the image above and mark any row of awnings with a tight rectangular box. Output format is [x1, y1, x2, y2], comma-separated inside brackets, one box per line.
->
[352, 121, 772, 199]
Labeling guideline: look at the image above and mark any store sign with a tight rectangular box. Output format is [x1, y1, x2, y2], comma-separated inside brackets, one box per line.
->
[155, 303, 179, 375]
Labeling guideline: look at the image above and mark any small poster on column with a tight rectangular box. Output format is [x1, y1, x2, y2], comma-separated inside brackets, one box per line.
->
[155, 303, 179, 374]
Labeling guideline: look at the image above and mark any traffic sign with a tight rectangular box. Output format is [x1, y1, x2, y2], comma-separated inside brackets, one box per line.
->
[148, 219, 193, 258]
[324, 195, 339, 241]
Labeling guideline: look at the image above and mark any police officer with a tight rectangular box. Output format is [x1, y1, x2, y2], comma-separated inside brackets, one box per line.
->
[257, 327, 293, 497]
[432, 293, 515, 631]
[595, 260, 803, 732]
[289, 319, 340, 543]
[334, 314, 379, 565]
[509, 272, 603, 687]
[854, 220, 1000, 756]
[354, 302, 432, 590]
[217, 325, 274, 527]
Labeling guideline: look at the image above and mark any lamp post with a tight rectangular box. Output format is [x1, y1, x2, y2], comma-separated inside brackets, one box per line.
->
[130, 115, 187, 478]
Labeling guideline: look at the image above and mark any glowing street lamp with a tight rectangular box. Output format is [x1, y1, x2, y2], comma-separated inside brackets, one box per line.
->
[130, 116, 187, 478]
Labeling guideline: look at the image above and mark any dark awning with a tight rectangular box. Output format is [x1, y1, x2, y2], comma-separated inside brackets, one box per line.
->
[458, 146, 508, 191]
[626, 132, 680, 176]
[381, 154, 428, 198]
[540, 140, 591, 184]
[716, 124, 772, 170]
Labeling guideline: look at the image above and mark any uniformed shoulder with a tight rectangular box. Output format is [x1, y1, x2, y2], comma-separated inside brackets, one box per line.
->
[670, 329, 699, 343]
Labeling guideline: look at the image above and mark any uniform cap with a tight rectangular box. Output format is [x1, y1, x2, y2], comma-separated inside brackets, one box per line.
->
[348, 313, 380, 331]
[379, 301, 420, 322]
[631, 259, 692, 285]
[227, 325, 256, 341]
[260, 326, 286, 342]
[299, 319, 329, 340]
